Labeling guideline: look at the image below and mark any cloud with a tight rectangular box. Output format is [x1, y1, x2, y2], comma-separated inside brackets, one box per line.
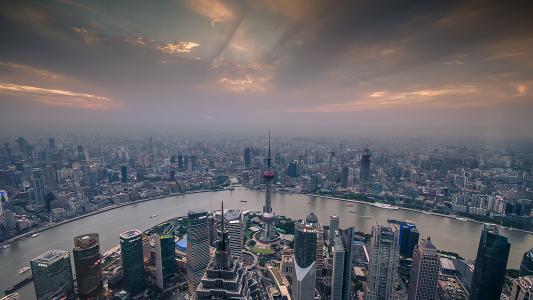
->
[0, 62, 64, 79]
[210, 59, 273, 92]
[290, 85, 480, 113]
[0, 82, 119, 110]
[123, 37, 200, 55]
[185, 0, 234, 26]
[72, 27, 102, 46]
[515, 84, 527, 97]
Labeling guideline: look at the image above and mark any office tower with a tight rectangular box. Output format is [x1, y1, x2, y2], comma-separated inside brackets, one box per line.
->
[119, 229, 145, 295]
[195, 202, 259, 299]
[310, 174, 319, 194]
[259, 132, 276, 242]
[30, 250, 74, 300]
[341, 165, 349, 188]
[48, 138, 55, 149]
[178, 154, 184, 170]
[207, 215, 217, 246]
[32, 168, 45, 205]
[2, 209, 16, 235]
[359, 148, 371, 192]
[366, 225, 399, 300]
[292, 212, 319, 300]
[407, 238, 439, 300]
[287, 160, 299, 177]
[170, 155, 176, 163]
[187, 210, 210, 294]
[470, 224, 510, 300]
[73, 233, 102, 298]
[399, 223, 419, 258]
[244, 147, 252, 168]
[520, 248, 533, 276]
[154, 234, 175, 289]
[329, 215, 340, 246]
[121, 165, 128, 183]
[331, 227, 354, 300]
[510, 276, 533, 300]
[216, 209, 244, 258]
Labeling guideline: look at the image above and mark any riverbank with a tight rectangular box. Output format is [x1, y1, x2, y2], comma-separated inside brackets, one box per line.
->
[0, 189, 223, 247]
[306, 193, 533, 234]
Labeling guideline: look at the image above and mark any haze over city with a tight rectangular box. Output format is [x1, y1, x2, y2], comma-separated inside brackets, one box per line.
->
[1, 0, 533, 137]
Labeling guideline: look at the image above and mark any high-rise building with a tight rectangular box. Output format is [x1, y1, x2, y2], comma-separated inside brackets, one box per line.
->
[195, 202, 260, 299]
[121, 165, 128, 183]
[470, 224, 510, 300]
[30, 250, 74, 300]
[292, 212, 319, 300]
[216, 209, 244, 258]
[331, 227, 354, 300]
[287, 160, 300, 177]
[366, 225, 399, 300]
[244, 147, 252, 168]
[154, 234, 176, 289]
[329, 215, 340, 246]
[119, 229, 145, 295]
[510, 276, 533, 300]
[32, 168, 45, 205]
[187, 210, 210, 294]
[399, 223, 419, 258]
[407, 238, 439, 300]
[48, 138, 55, 149]
[259, 132, 276, 242]
[520, 248, 533, 277]
[310, 174, 319, 194]
[341, 165, 349, 188]
[359, 148, 371, 192]
[73, 233, 102, 298]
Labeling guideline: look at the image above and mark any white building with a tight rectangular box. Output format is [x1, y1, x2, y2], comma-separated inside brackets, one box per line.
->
[366, 225, 399, 300]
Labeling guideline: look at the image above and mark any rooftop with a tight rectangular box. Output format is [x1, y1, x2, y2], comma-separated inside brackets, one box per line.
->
[119, 229, 142, 239]
[31, 250, 69, 266]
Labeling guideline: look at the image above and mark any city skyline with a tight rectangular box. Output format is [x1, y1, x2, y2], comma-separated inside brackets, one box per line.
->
[1, 0, 533, 137]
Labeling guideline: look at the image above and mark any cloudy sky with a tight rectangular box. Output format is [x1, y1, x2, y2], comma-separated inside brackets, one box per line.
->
[1, 0, 532, 137]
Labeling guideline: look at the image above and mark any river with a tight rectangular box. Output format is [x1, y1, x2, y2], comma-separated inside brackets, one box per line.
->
[1, 189, 532, 299]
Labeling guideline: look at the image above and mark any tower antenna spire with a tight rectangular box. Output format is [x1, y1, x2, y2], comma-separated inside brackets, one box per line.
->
[220, 201, 225, 249]
[268, 129, 271, 168]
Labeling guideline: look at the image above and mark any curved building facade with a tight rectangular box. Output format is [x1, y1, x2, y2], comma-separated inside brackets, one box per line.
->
[119, 229, 145, 295]
[73, 233, 102, 298]
[520, 248, 533, 277]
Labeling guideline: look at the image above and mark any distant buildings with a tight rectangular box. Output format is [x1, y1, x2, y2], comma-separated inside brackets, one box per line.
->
[187, 210, 210, 295]
[366, 224, 399, 300]
[244, 147, 252, 168]
[73, 233, 102, 298]
[121, 165, 128, 183]
[32, 168, 45, 205]
[470, 224, 510, 300]
[520, 248, 533, 277]
[510, 276, 533, 300]
[331, 227, 354, 300]
[119, 229, 145, 295]
[30, 250, 74, 300]
[407, 238, 439, 300]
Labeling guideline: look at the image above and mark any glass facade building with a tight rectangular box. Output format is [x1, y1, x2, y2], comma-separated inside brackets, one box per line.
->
[30, 250, 74, 300]
[120, 229, 145, 295]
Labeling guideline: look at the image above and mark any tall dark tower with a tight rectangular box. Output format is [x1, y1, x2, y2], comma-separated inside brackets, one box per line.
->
[359, 148, 371, 192]
[259, 131, 276, 242]
[470, 224, 510, 300]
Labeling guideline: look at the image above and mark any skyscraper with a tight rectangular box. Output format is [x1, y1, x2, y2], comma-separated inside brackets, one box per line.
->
[216, 209, 244, 258]
[359, 148, 371, 192]
[470, 224, 510, 300]
[329, 215, 340, 246]
[121, 165, 128, 183]
[331, 227, 354, 300]
[119, 229, 145, 295]
[292, 212, 319, 300]
[509, 276, 533, 300]
[407, 238, 439, 300]
[366, 225, 399, 300]
[520, 248, 533, 277]
[341, 165, 349, 188]
[310, 174, 319, 194]
[195, 202, 260, 299]
[244, 147, 252, 168]
[187, 210, 210, 294]
[73, 233, 102, 298]
[259, 131, 276, 242]
[32, 168, 45, 205]
[154, 233, 176, 289]
[48, 138, 55, 149]
[30, 250, 74, 300]
[398, 223, 419, 258]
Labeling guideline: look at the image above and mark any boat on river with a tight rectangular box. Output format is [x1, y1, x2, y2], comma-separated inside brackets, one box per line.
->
[17, 267, 30, 274]
[372, 202, 399, 210]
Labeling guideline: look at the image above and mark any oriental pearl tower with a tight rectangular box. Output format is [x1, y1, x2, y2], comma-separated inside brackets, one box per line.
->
[259, 131, 276, 242]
